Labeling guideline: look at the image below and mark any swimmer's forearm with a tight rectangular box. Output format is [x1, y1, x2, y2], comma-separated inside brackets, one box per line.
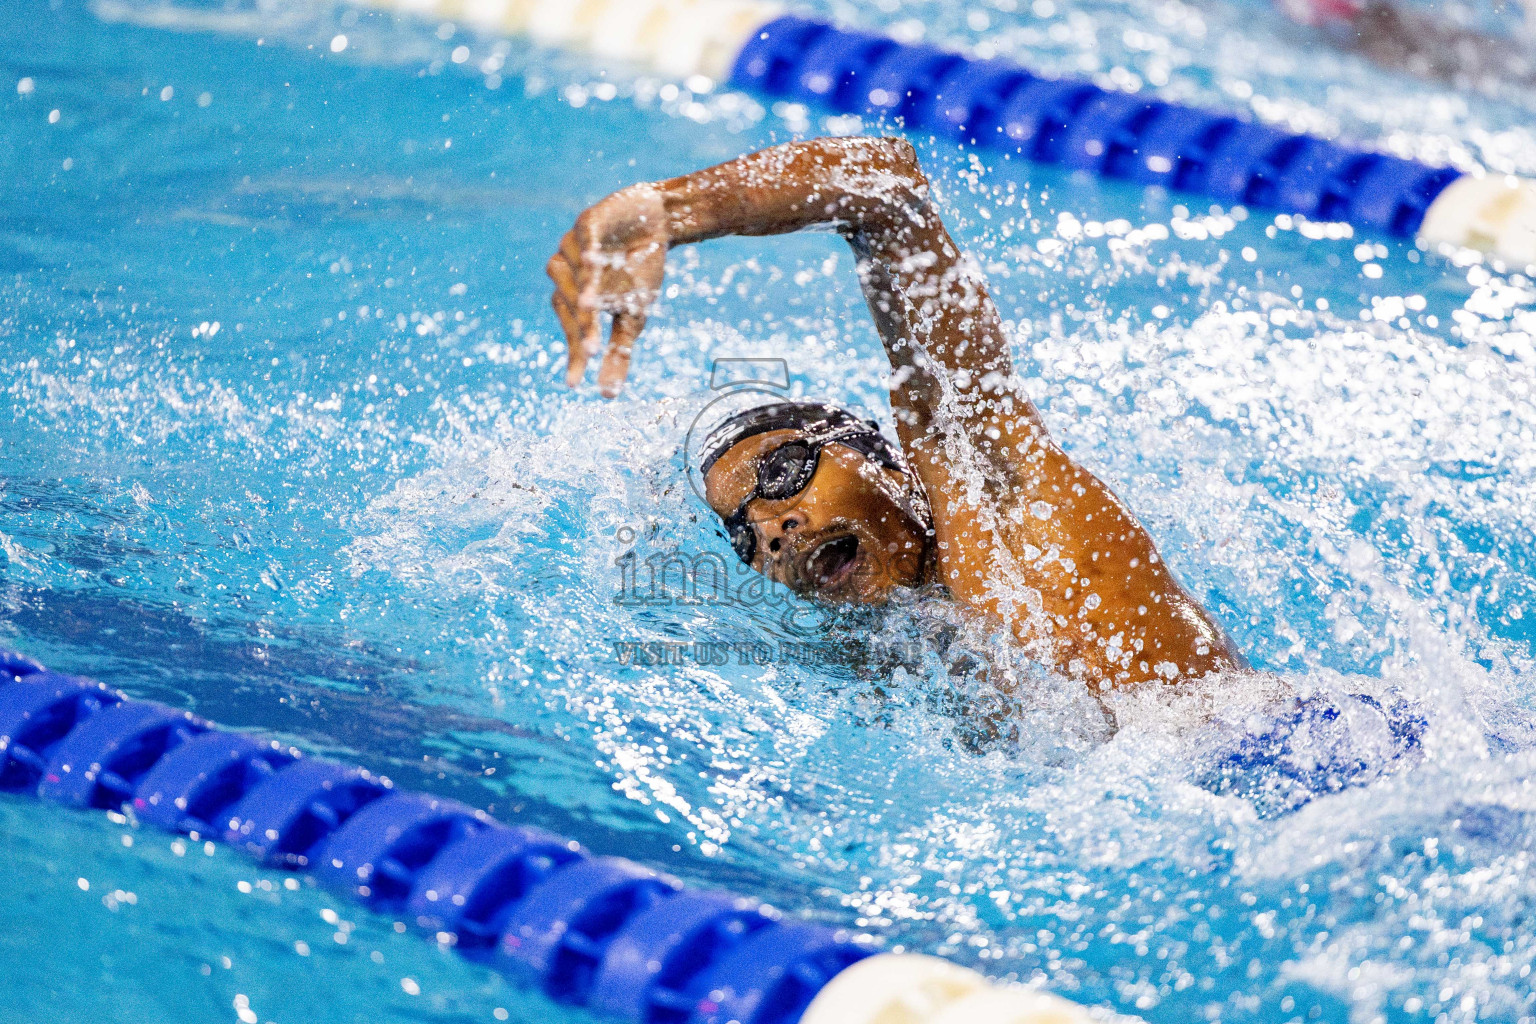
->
[656, 136, 930, 246]
[654, 138, 1025, 425]
[550, 135, 1008, 399]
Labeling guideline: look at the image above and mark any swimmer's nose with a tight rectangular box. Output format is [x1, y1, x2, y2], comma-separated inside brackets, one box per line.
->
[756, 512, 804, 560]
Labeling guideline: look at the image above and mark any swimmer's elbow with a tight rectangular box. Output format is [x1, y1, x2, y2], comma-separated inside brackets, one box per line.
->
[879, 136, 923, 176]
[822, 135, 927, 186]
[842, 137, 934, 231]
[870, 137, 929, 194]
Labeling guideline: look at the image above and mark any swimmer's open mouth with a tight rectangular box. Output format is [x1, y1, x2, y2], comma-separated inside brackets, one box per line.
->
[805, 534, 860, 588]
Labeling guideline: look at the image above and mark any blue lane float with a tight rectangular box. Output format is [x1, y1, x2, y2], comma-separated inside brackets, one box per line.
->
[325, 0, 1536, 265]
[729, 13, 1462, 238]
[0, 644, 1123, 1023]
[0, 647, 871, 1024]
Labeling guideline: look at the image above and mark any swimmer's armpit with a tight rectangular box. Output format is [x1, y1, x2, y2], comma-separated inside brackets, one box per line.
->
[547, 137, 932, 397]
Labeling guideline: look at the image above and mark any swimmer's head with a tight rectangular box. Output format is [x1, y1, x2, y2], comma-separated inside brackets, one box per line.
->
[698, 401, 931, 603]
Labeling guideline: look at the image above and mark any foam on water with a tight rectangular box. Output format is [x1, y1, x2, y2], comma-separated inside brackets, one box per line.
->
[5, 0, 1536, 1021]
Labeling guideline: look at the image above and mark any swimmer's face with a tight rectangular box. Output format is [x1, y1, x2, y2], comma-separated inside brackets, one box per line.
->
[704, 429, 930, 604]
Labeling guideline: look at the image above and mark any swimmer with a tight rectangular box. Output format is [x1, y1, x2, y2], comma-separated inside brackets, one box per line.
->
[1276, 0, 1536, 90]
[548, 136, 1245, 691]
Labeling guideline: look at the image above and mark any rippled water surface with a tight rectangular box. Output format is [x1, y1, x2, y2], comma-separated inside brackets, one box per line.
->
[5, 0, 1536, 1021]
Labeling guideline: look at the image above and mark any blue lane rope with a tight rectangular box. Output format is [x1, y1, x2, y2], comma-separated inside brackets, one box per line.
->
[729, 14, 1463, 236]
[0, 647, 873, 1024]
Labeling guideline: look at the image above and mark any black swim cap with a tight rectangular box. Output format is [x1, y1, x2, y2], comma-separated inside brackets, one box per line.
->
[696, 401, 906, 479]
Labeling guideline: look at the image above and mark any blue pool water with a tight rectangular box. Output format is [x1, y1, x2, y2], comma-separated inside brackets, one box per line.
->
[6, 0, 1536, 1021]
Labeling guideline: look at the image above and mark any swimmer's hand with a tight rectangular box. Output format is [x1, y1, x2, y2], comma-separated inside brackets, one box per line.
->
[548, 183, 669, 397]
[550, 137, 928, 397]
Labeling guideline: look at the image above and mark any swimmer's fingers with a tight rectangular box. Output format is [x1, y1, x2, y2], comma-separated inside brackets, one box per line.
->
[547, 251, 577, 313]
[547, 246, 600, 387]
[595, 245, 666, 397]
[551, 292, 584, 380]
[547, 252, 583, 384]
[563, 229, 611, 380]
[598, 310, 645, 397]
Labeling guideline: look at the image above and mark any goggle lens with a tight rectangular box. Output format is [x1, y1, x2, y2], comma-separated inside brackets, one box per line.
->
[755, 442, 817, 500]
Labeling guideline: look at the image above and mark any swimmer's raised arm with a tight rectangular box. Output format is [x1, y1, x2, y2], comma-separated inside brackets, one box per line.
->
[547, 137, 958, 398]
[549, 137, 1243, 688]
[549, 138, 1024, 442]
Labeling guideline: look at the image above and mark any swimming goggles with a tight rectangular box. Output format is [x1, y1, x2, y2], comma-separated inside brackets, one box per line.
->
[722, 432, 905, 566]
